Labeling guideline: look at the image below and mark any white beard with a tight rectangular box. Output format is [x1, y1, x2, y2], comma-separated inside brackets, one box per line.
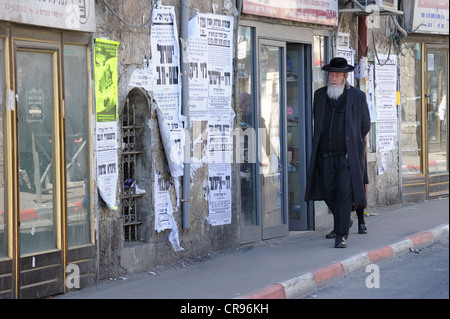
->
[327, 82, 345, 100]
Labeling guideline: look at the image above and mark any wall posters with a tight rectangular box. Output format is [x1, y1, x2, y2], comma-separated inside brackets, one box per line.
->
[208, 163, 232, 226]
[188, 12, 235, 124]
[188, 13, 234, 226]
[242, 0, 338, 26]
[336, 47, 355, 86]
[375, 54, 398, 174]
[154, 171, 184, 251]
[94, 38, 119, 210]
[151, 5, 185, 178]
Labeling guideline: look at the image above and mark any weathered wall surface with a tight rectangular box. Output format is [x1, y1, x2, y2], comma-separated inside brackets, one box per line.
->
[94, 0, 239, 279]
[338, 5, 401, 209]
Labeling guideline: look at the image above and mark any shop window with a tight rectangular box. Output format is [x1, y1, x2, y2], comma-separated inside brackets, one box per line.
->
[0, 38, 5, 257]
[237, 26, 257, 232]
[64, 44, 91, 247]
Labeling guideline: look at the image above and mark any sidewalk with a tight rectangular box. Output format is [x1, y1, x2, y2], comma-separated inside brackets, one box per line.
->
[56, 197, 449, 299]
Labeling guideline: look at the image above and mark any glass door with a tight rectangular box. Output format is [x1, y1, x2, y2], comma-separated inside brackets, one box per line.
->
[237, 26, 259, 244]
[14, 40, 64, 298]
[400, 43, 426, 202]
[286, 43, 312, 231]
[425, 46, 449, 197]
[258, 40, 288, 239]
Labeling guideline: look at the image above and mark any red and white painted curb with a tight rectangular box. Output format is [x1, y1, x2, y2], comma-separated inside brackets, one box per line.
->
[0, 201, 84, 221]
[239, 223, 449, 299]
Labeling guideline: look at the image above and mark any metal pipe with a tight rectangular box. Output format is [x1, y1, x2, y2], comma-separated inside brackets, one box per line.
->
[180, 0, 190, 228]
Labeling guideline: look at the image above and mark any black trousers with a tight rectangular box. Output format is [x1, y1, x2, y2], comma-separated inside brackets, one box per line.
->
[317, 153, 353, 236]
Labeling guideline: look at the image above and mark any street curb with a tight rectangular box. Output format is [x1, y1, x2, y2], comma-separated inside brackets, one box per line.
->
[239, 223, 449, 299]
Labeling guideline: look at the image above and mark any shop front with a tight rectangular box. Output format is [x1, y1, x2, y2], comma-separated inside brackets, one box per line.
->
[0, 0, 96, 299]
[399, 1, 449, 202]
[236, 1, 336, 243]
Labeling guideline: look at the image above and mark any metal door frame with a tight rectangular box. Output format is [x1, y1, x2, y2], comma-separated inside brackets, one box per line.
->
[1, 24, 96, 299]
[12, 38, 65, 299]
[423, 44, 449, 199]
[257, 38, 289, 240]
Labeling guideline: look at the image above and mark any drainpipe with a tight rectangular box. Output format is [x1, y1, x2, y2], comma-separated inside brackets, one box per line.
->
[181, 0, 190, 229]
[358, 16, 367, 62]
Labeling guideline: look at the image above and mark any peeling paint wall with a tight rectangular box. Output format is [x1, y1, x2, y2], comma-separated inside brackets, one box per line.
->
[93, 0, 408, 279]
[94, 0, 239, 279]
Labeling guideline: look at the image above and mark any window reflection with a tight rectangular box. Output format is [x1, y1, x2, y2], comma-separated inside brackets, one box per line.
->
[17, 50, 56, 255]
[400, 43, 423, 176]
[64, 44, 91, 246]
[0, 39, 5, 257]
[237, 26, 257, 226]
[260, 44, 283, 227]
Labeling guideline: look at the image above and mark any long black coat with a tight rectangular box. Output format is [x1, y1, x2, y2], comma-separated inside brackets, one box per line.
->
[304, 86, 371, 207]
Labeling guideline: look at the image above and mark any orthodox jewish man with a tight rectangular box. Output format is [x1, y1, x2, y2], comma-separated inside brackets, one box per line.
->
[305, 57, 371, 248]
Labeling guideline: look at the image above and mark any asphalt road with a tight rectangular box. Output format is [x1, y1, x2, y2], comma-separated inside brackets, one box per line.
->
[304, 237, 449, 299]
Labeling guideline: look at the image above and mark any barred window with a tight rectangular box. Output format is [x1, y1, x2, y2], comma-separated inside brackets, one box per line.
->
[121, 96, 144, 242]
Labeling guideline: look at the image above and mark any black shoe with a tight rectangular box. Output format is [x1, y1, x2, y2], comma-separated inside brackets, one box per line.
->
[327, 230, 349, 239]
[326, 229, 336, 239]
[358, 224, 368, 234]
[334, 235, 347, 248]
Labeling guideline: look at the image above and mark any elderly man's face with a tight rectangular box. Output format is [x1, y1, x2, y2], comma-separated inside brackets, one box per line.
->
[328, 72, 345, 87]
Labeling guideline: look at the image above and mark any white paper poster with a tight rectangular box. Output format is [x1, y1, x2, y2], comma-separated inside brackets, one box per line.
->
[208, 163, 232, 226]
[368, 64, 376, 123]
[96, 121, 118, 210]
[188, 35, 209, 120]
[188, 13, 235, 226]
[128, 57, 153, 92]
[188, 13, 235, 124]
[151, 5, 185, 177]
[375, 54, 397, 156]
[151, 5, 182, 126]
[336, 48, 355, 86]
[154, 171, 184, 251]
[207, 122, 232, 164]
[154, 171, 172, 232]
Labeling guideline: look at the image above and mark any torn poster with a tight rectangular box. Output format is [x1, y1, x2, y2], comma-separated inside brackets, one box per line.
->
[151, 5, 185, 178]
[128, 57, 153, 92]
[188, 13, 235, 226]
[154, 171, 184, 251]
[94, 38, 119, 210]
[151, 5, 182, 129]
[156, 102, 185, 178]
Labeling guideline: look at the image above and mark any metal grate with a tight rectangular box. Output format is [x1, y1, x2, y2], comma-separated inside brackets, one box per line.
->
[121, 98, 143, 242]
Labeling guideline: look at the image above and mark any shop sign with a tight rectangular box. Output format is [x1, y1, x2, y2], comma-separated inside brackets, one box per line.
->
[242, 0, 338, 26]
[0, 0, 96, 32]
[412, 0, 449, 34]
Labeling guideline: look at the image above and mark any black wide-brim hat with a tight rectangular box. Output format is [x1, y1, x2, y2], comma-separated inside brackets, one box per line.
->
[322, 57, 355, 72]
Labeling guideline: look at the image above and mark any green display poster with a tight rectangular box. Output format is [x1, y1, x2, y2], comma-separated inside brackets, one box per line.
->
[94, 38, 120, 210]
[94, 38, 119, 122]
